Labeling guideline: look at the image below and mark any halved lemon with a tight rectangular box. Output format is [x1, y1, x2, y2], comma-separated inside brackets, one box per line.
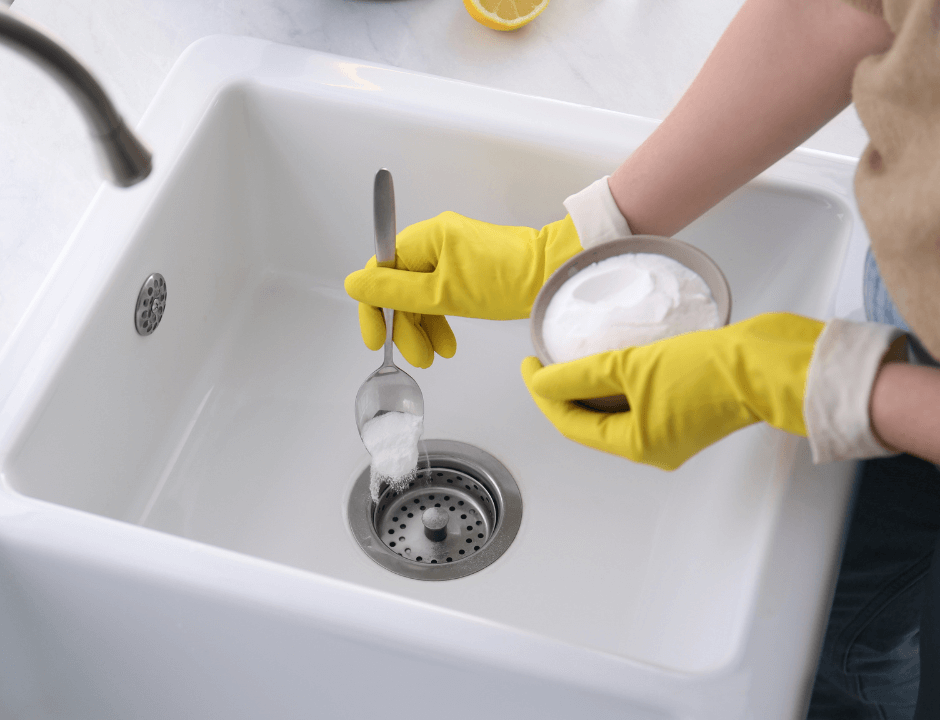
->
[463, 0, 550, 31]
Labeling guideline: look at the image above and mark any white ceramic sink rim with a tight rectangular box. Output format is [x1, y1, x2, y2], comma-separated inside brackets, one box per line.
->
[0, 36, 867, 720]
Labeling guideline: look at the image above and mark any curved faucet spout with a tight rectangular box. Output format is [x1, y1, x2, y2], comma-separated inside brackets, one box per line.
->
[0, 7, 152, 187]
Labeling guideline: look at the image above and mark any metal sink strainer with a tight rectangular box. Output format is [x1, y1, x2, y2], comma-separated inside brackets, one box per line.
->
[347, 440, 522, 581]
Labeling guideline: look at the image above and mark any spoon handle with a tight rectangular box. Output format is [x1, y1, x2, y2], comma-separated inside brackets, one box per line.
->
[374, 168, 397, 267]
[374, 168, 397, 367]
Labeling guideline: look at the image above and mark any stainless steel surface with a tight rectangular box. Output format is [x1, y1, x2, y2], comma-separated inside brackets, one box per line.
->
[530, 235, 732, 412]
[421, 507, 450, 542]
[347, 440, 523, 581]
[0, 6, 152, 186]
[354, 169, 424, 437]
[135, 273, 166, 336]
[373, 168, 396, 269]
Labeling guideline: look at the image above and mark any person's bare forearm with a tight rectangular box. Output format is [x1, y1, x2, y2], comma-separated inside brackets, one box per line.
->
[609, 0, 894, 237]
[871, 363, 940, 465]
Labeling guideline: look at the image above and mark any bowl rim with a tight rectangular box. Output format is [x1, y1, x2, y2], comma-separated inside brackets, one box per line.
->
[529, 235, 732, 412]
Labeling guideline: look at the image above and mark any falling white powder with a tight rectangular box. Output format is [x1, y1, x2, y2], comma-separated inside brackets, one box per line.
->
[543, 253, 721, 363]
[361, 411, 424, 502]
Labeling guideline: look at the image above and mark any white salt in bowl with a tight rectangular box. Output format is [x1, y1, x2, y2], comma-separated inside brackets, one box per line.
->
[530, 235, 732, 412]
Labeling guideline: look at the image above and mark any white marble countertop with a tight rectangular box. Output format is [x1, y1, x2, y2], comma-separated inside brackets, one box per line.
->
[0, 0, 870, 353]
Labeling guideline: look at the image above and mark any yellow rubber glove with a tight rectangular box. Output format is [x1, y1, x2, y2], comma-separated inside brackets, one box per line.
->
[520, 313, 825, 470]
[344, 211, 584, 368]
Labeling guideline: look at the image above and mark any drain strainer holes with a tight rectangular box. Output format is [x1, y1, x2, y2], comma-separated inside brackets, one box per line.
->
[374, 472, 495, 565]
[348, 440, 522, 581]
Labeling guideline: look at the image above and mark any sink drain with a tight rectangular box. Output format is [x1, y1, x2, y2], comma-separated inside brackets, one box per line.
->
[135, 273, 166, 336]
[348, 440, 522, 581]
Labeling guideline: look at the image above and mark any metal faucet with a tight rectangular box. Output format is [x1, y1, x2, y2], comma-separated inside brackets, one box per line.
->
[0, 6, 152, 187]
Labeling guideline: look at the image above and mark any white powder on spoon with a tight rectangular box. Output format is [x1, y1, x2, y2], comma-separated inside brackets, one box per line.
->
[361, 411, 424, 502]
[543, 253, 720, 363]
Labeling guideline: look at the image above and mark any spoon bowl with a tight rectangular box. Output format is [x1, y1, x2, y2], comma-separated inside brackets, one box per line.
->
[355, 356, 424, 439]
[354, 168, 425, 440]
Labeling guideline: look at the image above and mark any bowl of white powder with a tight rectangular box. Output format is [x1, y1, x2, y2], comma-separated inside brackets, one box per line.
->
[530, 235, 731, 412]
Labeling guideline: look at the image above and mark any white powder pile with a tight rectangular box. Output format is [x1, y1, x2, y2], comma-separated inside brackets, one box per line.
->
[543, 253, 721, 363]
[361, 411, 424, 502]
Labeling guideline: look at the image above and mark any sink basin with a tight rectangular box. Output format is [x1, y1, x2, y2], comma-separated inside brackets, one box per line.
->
[0, 36, 866, 719]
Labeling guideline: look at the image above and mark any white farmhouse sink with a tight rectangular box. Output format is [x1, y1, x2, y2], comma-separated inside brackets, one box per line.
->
[0, 36, 867, 719]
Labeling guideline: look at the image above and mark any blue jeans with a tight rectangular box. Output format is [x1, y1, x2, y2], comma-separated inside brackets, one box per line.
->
[862, 251, 939, 369]
[806, 249, 940, 719]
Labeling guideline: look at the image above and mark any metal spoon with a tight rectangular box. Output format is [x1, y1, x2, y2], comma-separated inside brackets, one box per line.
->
[354, 169, 425, 440]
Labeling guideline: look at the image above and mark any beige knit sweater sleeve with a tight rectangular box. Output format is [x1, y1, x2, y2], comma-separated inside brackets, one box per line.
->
[845, 0, 940, 361]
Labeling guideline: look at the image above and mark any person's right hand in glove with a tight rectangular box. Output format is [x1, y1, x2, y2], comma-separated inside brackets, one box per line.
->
[343, 178, 631, 368]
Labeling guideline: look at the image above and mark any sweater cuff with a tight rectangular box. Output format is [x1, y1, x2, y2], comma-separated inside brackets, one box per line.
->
[563, 176, 633, 249]
[804, 319, 906, 464]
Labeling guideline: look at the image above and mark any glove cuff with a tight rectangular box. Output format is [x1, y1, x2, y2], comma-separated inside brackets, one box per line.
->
[563, 176, 633, 249]
[804, 319, 906, 464]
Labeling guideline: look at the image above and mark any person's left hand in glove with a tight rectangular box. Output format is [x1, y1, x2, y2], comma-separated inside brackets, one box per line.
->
[521, 312, 908, 470]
